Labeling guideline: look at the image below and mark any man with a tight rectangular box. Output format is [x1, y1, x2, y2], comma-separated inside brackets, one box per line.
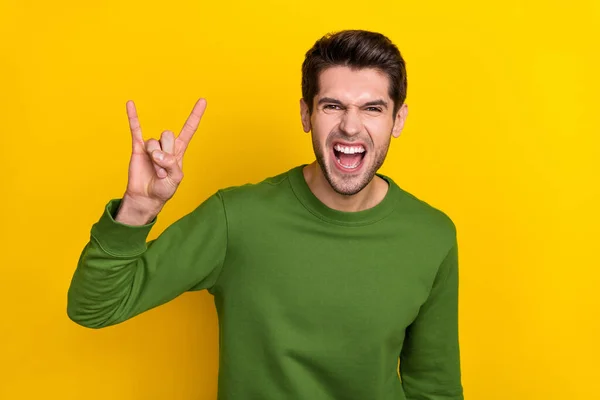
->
[67, 30, 464, 400]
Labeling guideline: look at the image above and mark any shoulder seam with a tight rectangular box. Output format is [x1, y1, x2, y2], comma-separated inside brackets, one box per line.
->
[210, 190, 230, 290]
[265, 174, 290, 187]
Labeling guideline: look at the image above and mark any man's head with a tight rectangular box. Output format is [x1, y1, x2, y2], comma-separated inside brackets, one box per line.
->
[300, 30, 409, 196]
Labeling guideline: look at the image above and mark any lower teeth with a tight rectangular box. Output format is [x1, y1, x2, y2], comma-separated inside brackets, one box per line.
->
[336, 158, 360, 169]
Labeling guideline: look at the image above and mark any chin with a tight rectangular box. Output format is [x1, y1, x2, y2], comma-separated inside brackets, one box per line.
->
[322, 158, 374, 196]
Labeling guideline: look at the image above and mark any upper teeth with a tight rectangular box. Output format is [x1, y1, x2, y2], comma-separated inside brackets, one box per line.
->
[334, 144, 365, 154]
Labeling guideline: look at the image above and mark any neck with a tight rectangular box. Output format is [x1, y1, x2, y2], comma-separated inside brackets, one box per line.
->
[302, 162, 388, 212]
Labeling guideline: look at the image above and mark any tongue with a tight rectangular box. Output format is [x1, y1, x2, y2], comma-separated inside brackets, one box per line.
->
[338, 152, 362, 167]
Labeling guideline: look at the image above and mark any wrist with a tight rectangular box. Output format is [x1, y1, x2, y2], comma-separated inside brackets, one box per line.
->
[115, 194, 164, 226]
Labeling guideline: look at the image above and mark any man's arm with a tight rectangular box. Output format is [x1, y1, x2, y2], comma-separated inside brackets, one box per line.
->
[399, 241, 464, 399]
[66, 98, 222, 328]
[67, 192, 228, 328]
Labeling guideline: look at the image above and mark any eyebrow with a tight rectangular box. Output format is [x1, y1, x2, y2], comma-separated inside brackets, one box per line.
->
[318, 97, 388, 108]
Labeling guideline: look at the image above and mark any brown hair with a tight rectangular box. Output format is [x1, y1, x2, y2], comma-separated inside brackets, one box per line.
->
[301, 30, 407, 115]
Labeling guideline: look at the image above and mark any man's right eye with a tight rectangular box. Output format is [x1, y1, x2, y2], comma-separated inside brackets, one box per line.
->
[324, 104, 341, 110]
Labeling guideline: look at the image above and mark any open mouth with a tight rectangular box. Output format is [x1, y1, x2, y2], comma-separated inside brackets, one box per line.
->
[333, 143, 366, 171]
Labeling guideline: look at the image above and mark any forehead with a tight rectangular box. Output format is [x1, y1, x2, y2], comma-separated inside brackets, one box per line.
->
[316, 66, 391, 103]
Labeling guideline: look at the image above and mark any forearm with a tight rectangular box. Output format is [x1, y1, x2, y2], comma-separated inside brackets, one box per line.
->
[66, 193, 228, 329]
[67, 199, 157, 328]
[67, 240, 149, 328]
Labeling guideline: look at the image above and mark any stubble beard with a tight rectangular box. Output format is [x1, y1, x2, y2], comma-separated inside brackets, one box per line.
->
[312, 132, 391, 196]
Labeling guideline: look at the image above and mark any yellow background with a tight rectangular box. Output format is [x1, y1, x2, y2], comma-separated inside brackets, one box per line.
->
[1, 0, 598, 399]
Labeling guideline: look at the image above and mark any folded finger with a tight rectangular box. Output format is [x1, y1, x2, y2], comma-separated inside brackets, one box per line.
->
[160, 130, 175, 154]
[145, 139, 167, 178]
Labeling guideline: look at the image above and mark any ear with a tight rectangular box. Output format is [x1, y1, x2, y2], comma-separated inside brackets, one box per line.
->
[300, 98, 311, 133]
[391, 103, 409, 138]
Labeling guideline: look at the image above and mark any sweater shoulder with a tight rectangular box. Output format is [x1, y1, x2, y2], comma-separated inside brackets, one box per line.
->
[217, 169, 291, 204]
[393, 183, 457, 241]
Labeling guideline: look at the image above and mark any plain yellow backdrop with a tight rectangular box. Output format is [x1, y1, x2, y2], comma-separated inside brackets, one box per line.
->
[1, 0, 599, 399]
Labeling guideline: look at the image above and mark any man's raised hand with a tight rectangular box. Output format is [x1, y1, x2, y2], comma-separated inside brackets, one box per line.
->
[115, 98, 207, 225]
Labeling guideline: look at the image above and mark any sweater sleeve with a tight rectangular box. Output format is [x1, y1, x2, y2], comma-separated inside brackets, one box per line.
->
[66, 191, 228, 329]
[399, 241, 464, 400]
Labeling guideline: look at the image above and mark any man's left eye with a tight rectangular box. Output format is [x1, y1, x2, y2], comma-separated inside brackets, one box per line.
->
[366, 107, 382, 112]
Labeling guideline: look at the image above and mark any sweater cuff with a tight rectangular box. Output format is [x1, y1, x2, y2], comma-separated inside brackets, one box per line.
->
[90, 198, 156, 257]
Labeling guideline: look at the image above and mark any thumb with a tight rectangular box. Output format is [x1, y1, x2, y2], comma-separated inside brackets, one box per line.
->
[151, 150, 183, 182]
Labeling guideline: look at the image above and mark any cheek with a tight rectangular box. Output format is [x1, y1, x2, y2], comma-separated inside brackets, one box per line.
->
[312, 115, 338, 140]
[364, 119, 394, 145]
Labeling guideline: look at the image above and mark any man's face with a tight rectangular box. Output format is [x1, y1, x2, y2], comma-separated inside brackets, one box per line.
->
[301, 66, 408, 196]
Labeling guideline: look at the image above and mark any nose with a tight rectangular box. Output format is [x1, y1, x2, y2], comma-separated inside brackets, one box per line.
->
[339, 108, 362, 137]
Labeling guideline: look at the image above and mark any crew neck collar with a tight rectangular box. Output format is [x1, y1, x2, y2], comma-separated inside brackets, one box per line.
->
[287, 164, 401, 226]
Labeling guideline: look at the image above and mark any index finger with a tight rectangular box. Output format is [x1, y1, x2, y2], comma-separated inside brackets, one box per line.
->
[126, 100, 144, 144]
[178, 98, 207, 145]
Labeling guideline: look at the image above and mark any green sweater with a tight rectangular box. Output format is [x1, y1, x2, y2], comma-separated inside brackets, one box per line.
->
[67, 165, 463, 400]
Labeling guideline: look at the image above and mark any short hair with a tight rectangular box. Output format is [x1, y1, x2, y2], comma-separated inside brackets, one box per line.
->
[301, 30, 407, 115]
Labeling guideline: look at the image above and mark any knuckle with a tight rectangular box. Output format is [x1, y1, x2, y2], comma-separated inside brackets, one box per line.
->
[168, 174, 182, 188]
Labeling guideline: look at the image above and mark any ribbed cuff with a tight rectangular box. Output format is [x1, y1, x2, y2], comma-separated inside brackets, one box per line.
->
[90, 198, 156, 257]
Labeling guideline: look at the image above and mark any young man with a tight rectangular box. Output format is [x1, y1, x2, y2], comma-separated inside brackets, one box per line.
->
[67, 30, 464, 400]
